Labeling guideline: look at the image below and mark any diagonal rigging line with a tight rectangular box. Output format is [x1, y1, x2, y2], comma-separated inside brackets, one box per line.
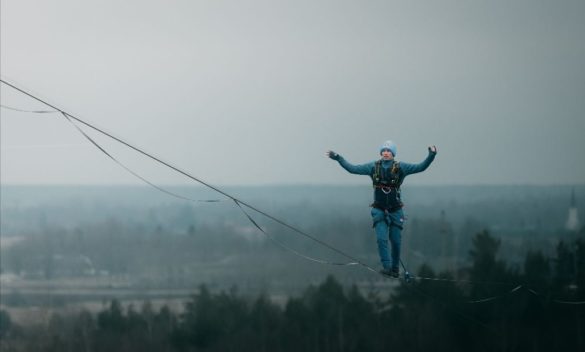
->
[552, 299, 585, 305]
[403, 250, 517, 286]
[61, 112, 219, 203]
[68, 107, 363, 267]
[233, 199, 359, 266]
[1, 78, 373, 272]
[413, 276, 517, 286]
[467, 285, 523, 303]
[525, 287, 585, 305]
[1, 104, 57, 114]
[3, 100, 218, 203]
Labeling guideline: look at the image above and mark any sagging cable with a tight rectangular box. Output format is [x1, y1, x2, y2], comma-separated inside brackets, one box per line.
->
[61, 112, 219, 203]
[234, 199, 359, 266]
[467, 285, 523, 304]
[1, 104, 57, 114]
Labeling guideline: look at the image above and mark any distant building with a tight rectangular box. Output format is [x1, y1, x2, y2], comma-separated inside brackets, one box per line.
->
[565, 188, 580, 231]
[439, 209, 457, 274]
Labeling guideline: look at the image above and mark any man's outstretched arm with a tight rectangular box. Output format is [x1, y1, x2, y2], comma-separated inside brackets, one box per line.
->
[326, 151, 372, 175]
[400, 146, 437, 176]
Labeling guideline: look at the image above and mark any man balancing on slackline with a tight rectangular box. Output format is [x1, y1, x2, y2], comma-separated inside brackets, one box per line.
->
[327, 141, 437, 278]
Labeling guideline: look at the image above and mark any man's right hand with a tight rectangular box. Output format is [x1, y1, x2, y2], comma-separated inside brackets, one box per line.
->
[326, 151, 340, 160]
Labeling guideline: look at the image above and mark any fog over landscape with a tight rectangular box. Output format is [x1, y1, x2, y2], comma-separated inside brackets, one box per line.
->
[1, 184, 582, 293]
[1, 0, 584, 351]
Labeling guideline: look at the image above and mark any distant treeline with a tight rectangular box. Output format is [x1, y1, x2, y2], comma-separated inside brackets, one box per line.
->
[1, 232, 583, 352]
[3, 200, 580, 292]
[3, 184, 583, 237]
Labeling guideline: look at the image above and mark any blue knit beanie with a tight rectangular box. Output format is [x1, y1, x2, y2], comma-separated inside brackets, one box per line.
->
[380, 140, 397, 156]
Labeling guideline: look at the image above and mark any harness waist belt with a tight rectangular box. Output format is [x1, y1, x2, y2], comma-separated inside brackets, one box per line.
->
[373, 184, 399, 190]
[371, 202, 403, 213]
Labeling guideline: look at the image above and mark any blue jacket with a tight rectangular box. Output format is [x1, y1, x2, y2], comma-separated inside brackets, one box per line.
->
[336, 151, 436, 208]
[337, 151, 436, 180]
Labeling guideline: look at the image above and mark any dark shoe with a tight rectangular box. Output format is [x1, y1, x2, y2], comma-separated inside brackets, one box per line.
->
[380, 267, 400, 278]
[379, 268, 393, 276]
[391, 267, 400, 278]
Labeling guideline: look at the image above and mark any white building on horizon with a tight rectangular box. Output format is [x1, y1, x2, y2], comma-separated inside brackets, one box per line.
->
[565, 188, 580, 231]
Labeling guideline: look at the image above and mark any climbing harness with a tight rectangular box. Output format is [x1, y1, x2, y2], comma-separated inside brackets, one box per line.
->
[371, 160, 403, 212]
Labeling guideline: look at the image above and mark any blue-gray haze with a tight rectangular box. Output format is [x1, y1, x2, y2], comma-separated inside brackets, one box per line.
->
[1, 0, 584, 186]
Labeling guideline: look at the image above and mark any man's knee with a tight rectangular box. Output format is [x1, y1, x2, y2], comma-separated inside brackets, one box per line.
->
[374, 225, 389, 241]
[388, 210, 406, 230]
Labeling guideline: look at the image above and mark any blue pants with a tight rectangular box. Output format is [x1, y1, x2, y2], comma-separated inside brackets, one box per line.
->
[371, 207, 405, 270]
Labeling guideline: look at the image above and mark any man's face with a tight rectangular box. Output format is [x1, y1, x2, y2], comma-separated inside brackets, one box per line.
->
[381, 149, 394, 160]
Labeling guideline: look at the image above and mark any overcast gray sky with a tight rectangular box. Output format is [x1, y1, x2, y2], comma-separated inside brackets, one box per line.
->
[1, 0, 584, 186]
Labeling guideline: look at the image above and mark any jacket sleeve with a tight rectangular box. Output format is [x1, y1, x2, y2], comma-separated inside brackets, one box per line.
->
[400, 152, 436, 176]
[337, 157, 373, 176]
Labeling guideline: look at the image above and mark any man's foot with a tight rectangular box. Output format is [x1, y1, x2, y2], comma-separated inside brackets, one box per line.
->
[391, 267, 400, 278]
[380, 267, 400, 278]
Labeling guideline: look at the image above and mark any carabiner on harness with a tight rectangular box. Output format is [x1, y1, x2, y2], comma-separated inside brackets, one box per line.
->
[380, 186, 392, 195]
